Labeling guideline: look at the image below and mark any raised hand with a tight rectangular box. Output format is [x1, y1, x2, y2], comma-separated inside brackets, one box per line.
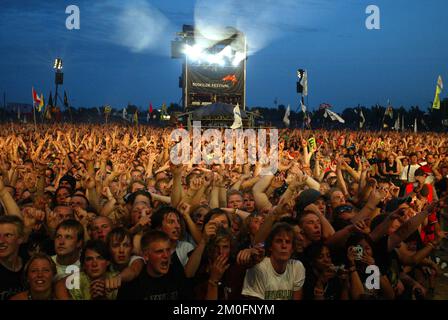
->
[203, 221, 218, 243]
[270, 175, 284, 189]
[23, 207, 45, 231]
[83, 174, 96, 189]
[352, 220, 371, 234]
[177, 201, 192, 218]
[46, 210, 60, 231]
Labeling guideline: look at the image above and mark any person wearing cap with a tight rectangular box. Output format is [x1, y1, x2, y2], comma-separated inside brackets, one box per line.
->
[409, 168, 434, 201]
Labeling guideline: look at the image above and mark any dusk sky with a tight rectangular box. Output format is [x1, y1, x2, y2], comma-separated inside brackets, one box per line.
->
[0, 0, 447, 112]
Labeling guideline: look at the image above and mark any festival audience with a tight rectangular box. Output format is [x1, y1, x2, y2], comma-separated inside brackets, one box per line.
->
[0, 124, 447, 300]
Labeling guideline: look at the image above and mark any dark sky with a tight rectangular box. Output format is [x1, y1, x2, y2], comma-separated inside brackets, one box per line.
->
[0, 0, 447, 112]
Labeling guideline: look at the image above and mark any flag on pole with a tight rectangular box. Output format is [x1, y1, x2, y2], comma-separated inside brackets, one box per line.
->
[161, 102, 167, 115]
[401, 115, 405, 131]
[104, 105, 112, 114]
[44, 92, 53, 120]
[359, 109, 366, 129]
[133, 110, 138, 124]
[385, 106, 394, 118]
[414, 118, 418, 133]
[300, 98, 307, 113]
[300, 70, 308, 97]
[149, 103, 153, 114]
[432, 75, 443, 110]
[305, 113, 311, 128]
[230, 103, 243, 129]
[38, 94, 44, 112]
[32, 87, 41, 106]
[324, 109, 345, 123]
[283, 104, 290, 127]
[393, 115, 400, 131]
[122, 107, 127, 120]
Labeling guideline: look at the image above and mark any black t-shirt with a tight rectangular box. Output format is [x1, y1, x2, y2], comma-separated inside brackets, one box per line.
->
[117, 253, 191, 300]
[435, 177, 448, 198]
[303, 271, 343, 300]
[0, 261, 25, 300]
[373, 236, 401, 288]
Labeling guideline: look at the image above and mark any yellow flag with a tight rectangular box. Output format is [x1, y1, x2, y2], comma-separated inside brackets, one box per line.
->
[38, 94, 44, 112]
[133, 111, 138, 124]
[432, 75, 443, 110]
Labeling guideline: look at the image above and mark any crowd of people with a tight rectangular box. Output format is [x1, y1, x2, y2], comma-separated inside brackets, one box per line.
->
[1, 123, 448, 300]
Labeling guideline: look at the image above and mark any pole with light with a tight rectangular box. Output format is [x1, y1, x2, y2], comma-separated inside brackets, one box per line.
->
[53, 58, 63, 121]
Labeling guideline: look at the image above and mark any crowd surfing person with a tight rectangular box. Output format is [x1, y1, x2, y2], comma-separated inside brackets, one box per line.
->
[0, 123, 448, 300]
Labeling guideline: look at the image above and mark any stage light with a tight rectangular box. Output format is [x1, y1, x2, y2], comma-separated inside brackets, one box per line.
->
[183, 45, 203, 61]
[53, 58, 63, 70]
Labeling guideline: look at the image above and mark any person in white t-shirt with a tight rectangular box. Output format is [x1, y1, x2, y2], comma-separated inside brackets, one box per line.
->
[399, 153, 422, 183]
[242, 223, 306, 300]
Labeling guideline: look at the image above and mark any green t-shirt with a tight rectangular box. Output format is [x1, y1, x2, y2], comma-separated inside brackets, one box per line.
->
[69, 271, 119, 300]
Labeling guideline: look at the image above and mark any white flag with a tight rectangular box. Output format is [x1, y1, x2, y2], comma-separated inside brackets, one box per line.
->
[393, 115, 400, 131]
[360, 109, 366, 128]
[401, 115, 405, 131]
[230, 103, 243, 129]
[438, 75, 444, 90]
[301, 99, 307, 113]
[122, 107, 127, 120]
[300, 70, 308, 97]
[414, 118, 417, 133]
[283, 104, 290, 127]
[325, 109, 345, 123]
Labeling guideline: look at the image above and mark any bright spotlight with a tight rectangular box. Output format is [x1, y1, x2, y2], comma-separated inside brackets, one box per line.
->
[53, 58, 63, 70]
[183, 45, 203, 61]
[232, 52, 246, 66]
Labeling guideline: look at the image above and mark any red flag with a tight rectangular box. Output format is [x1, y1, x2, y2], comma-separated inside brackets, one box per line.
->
[32, 87, 41, 105]
[149, 103, 153, 114]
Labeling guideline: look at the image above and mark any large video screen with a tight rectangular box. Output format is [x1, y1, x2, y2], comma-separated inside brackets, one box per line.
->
[186, 65, 244, 95]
